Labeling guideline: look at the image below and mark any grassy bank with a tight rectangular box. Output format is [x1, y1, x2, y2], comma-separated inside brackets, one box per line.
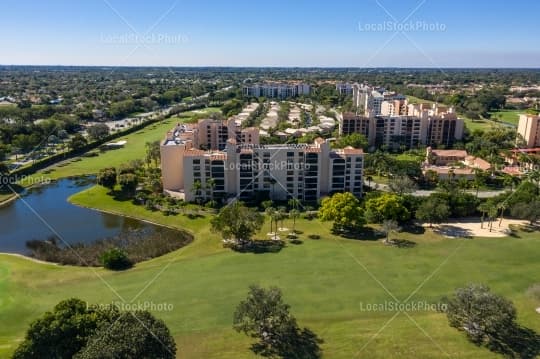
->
[0, 185, 539, 358]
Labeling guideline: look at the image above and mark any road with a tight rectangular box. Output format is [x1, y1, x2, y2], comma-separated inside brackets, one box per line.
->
[366, 182, 505, 198]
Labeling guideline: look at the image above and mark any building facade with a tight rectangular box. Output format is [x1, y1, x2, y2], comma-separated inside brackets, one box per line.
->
[243, 83, 311, 99]
[339, 103, 464, 150]
[517, 114, 540, 148]
[161, 136, 364, 203]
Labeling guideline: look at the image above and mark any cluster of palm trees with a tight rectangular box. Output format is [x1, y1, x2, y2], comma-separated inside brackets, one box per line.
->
[262, 199, 301, 240]
[191, 178, 216, 206]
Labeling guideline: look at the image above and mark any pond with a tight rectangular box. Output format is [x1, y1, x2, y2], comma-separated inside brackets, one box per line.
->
[0, 177, 184, 256]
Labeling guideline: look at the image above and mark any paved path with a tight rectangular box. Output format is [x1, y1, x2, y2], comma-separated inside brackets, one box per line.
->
[366, 182, 505, 198]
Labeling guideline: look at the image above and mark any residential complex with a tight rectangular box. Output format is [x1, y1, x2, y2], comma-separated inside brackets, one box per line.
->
[242, 82, 311, 99]
[352, 84, 406, 116]
[423, 147, 491, 180]
[160, 132, 364, 202]
[166, 118, 259, 151]
[336, 83, 354, 96]
[339, 102, 463, 150]
[517, 113, 540, 148]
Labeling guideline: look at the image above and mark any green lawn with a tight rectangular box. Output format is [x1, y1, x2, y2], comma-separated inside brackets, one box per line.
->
[490, 109, 522, 126]
[25, 107, 220, 181]
[0, 185, 539, 358]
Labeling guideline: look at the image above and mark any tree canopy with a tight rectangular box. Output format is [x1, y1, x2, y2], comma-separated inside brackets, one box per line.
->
[319, 192, 365, 232]
[233, 285, 323, 359]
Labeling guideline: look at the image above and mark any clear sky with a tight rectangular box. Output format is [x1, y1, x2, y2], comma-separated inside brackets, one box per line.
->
[1, 0, 539, 67]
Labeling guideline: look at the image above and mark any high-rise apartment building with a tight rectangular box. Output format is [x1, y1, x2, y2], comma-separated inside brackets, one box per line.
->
[161, 136, 364, 203]
[517, 114, 540, 148]
[242, 82, 311, 99]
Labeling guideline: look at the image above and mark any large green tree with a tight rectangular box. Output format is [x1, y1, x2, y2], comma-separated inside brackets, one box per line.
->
[96, 167, 117, 190]
[334, 133, 368, 150]
[12, 298, 119, 359]
[319, 192, 365, 232]
[75, 311, 176, 359]
[364, 193, 410, 223]
[233, 285, 323, 359]
[416, 196, 450, 228]
[211, 201, 264, 243]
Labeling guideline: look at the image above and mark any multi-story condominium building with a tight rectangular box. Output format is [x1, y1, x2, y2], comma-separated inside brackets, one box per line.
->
[169, 119, 260, 151]
[425, 112, 464, 147]
[338, 112, 373, 140]
[380, 99, 408, 116]
[517, 114, 540, 148]
[336, 83, 354, 96]
[242, 82, 311, 99]
[160, 135, 364, 203]
[352, 84, 405, 116]
[373, 116, 428, 150]
[339, 112, 428, 150]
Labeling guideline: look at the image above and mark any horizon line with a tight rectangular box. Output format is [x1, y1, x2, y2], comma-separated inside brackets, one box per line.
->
[1, 64, 540, 70]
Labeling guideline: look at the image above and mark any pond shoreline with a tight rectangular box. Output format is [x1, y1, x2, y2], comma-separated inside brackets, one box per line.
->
[1, 179, 194, 266]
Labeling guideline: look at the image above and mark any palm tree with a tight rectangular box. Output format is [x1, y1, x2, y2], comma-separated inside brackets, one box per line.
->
[289, 209, 300, 233]
[366, 175, 373, 188]
[265, 207, 276, 233]
[478, 202, 490, 229]
[191, 180, 203, 205]
[472, 168, 485, 198]
[271, 211, 282, 240]
[288, 198, 300, 211]
[488, 206, 498, 232]
[277, 206, 287, 230]
[206, 178, 216, 203]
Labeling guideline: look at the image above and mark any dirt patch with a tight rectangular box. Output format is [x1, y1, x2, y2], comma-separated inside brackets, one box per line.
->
[425, 218, 527, 238]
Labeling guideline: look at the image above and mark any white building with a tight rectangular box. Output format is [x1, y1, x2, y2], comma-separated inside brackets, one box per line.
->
[243, 83, 311, 99]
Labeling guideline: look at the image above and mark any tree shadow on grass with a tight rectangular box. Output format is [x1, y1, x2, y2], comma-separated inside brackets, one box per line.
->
[401, 223, 425, 235]
[332, 227, 382, 241]
[228, 239, 285, 254]
[433, 225, 473, 239]
[110, 190, 134, 202]
[519, 223, 540, 233]
[489, 324, 540, 359]
[386, 238, 417, 248]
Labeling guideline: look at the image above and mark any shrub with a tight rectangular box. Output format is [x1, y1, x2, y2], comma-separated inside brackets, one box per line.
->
[100, 248, 132, 270]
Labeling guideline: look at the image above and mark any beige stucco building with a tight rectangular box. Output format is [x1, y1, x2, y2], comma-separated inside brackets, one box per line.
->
[161, 133, 364, 202]
[517, 114, 540, 148]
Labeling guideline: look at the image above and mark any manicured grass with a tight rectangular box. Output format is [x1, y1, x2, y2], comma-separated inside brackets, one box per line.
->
[406, 96, 435, 105]
[26, 107, 220, 181]
[0, 185, 539, 358]
[490, 109, 522, 126]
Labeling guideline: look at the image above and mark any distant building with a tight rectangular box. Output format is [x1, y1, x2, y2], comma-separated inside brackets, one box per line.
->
[517, 114, 540, 148]
[373, 116, 428, 150]
[352, 84, 405, 116]
[423, 147, 491, 180]
[338, 103, 463, 150]
[336, 83, 354, 96]
[339, 112, 372, 140]
[380, 99, 408, 116]
[242, 82, 311, 99]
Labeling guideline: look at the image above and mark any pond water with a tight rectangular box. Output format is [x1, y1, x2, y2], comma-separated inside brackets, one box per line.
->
[0, 177, 181, 255]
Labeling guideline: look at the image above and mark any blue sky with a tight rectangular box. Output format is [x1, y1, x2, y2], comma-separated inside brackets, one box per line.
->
[1, 0, 539, 67]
